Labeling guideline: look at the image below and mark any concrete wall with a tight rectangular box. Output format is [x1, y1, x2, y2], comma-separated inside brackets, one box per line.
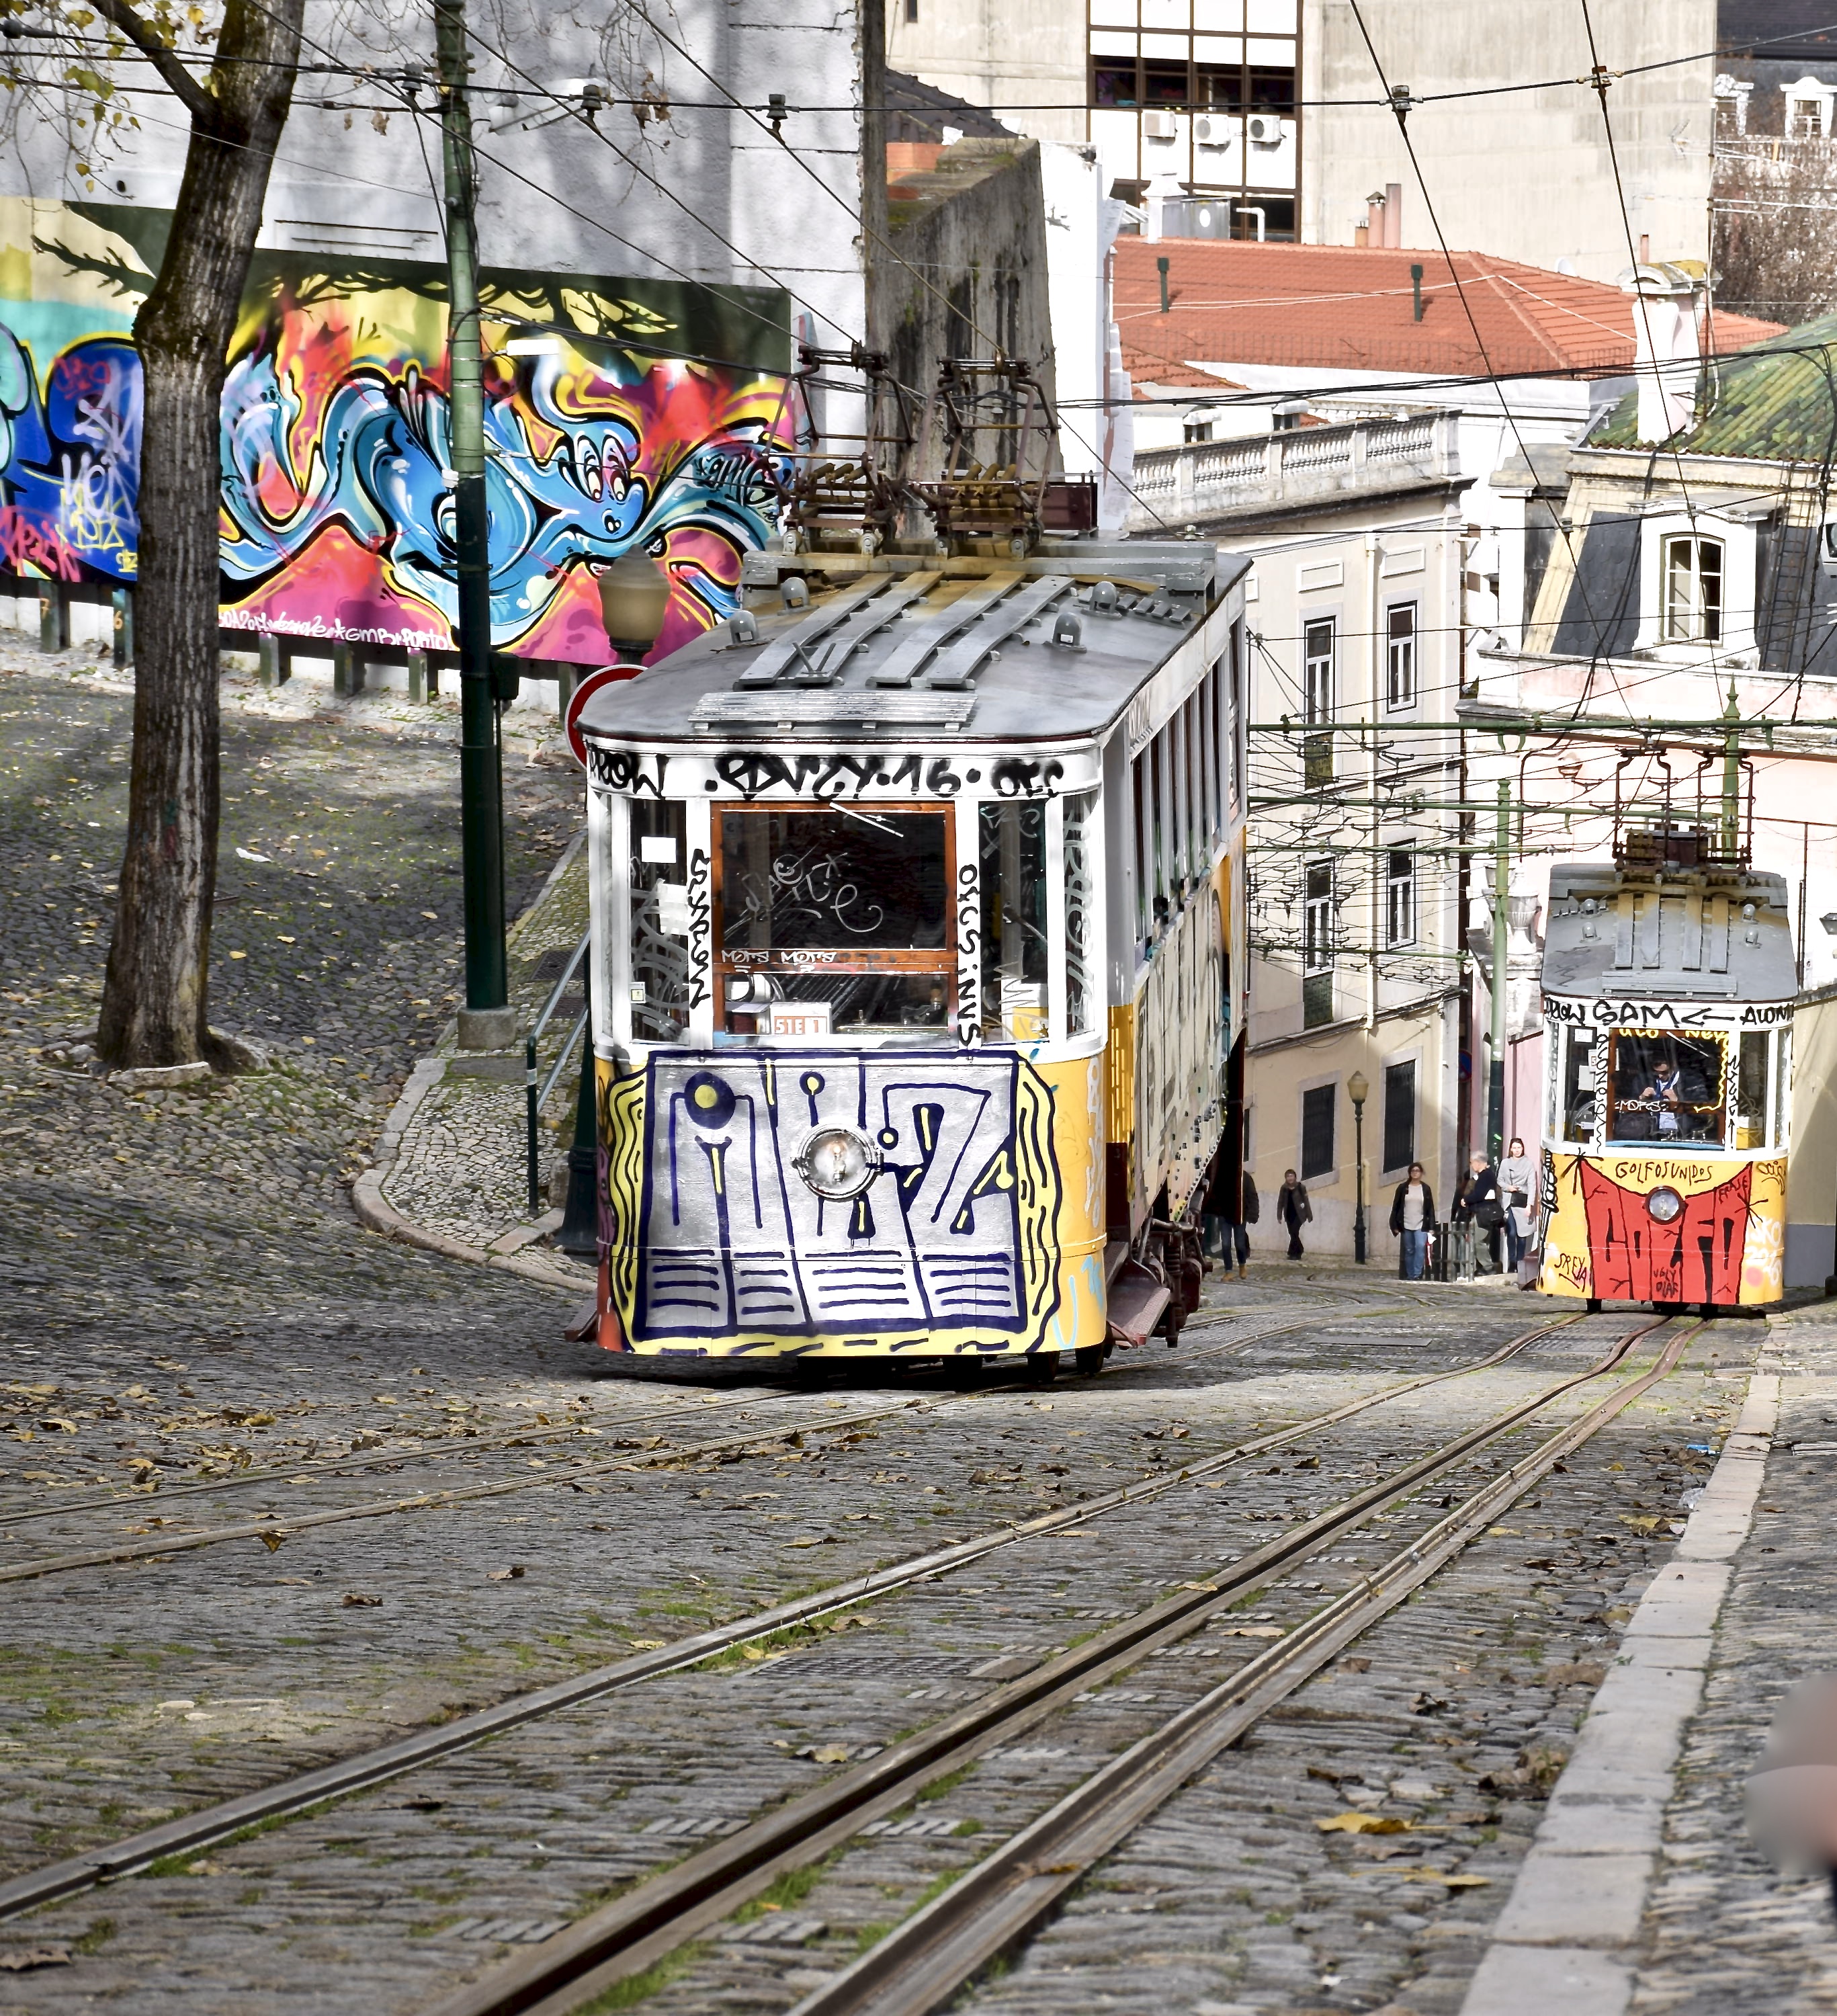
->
[886, 0, 1088, 147]
[869, 138, 1058, 472]
[1301, 0, 1717, 278]
[1789, 985, 1837, 1288]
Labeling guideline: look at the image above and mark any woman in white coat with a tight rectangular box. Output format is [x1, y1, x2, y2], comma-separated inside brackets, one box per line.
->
[1497, 1136, 1537, 1285]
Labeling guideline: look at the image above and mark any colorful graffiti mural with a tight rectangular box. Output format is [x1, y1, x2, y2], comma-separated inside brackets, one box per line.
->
[0, 211, 792, 661]
[1539, 1150, 1787, 1305]
[597, 1050, 1064, 1356]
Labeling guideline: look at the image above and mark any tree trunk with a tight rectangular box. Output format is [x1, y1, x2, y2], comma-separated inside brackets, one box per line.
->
[96, 0, 304, 1070]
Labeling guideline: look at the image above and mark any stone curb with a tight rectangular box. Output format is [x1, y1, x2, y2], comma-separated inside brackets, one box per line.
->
[347, 822, 594, 1300]
[350, 1056, 586, 1296]
[1456, 1355, 1783, 2016]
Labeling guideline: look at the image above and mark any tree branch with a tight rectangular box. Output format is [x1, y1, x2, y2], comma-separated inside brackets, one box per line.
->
[89, 0, 216, 127]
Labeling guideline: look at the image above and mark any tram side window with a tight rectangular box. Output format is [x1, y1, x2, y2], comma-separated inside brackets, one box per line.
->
[715, 807, 950, 1037]
[1064, 791, 1098, 1037]
[1560, 1030, 1597, 1144]
[630, 799, 691, 1042]
[1607, 1030, 1726, 1146]
[1737, 1030, 1775, 1149]
[981, 802, 1048, 1039]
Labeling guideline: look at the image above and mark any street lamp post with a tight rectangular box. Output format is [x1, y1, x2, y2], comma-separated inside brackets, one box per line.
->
[555, 548, 673, 1263]
[1348, 1069, 1369, 1265]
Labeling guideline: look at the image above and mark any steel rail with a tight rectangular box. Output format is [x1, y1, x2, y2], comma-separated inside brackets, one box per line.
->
[0, 1305, 1579, 1924]
[0, 1289, 1378, 1531]
[0, 1294, 1404, 1558]
[780, 1317, 1704, 2016]
[0, 1388, 813, 1529]
[413, 1312, 1648, 2016]
[0, 1396, 939, 1586]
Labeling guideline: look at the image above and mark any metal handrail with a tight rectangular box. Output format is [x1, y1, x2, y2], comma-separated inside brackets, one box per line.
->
[524, 928, 591, 1214]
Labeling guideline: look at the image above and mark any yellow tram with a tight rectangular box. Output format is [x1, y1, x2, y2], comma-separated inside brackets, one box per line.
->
[1537, 846, 1794, 1312]
[571, 541, 1250, 1366]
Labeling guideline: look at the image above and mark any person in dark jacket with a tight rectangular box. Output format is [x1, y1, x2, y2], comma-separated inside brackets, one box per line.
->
[1388, 1161, 1435, 1281]
[1202, 1157, 1258, 1279]
[1277, 1168, 1311, 1259]
[1453, 1152, 1502, 1275]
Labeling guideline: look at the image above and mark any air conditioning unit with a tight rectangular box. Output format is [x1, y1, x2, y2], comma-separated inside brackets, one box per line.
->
[1193, 114, 1230, 146]
[1142, 109, 1179, 140]
[1246, 112, 1281, 144]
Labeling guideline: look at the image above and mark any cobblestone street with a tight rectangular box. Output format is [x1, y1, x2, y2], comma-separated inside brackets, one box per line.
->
[1, 649, 1834, 2016]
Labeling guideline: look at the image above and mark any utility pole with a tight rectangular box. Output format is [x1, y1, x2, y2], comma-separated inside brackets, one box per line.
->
[1489, 775, 1508, 1161]
[436, 0, 511, 1047]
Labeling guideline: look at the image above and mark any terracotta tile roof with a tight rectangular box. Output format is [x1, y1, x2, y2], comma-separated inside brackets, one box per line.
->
[1113, 239, 1785, 384]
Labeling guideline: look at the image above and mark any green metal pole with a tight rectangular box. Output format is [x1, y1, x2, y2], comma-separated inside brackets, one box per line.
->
[437, 0, 508, 1027]
[1489, 775, 1508, 1163]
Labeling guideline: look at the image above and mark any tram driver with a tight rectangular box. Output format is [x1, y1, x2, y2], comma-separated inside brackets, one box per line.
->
[1639, 1048, 1705, 1140]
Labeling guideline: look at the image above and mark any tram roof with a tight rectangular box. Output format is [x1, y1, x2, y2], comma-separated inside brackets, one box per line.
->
[577, 544, 1250, 749]
[1544, 862, 1797, 1005]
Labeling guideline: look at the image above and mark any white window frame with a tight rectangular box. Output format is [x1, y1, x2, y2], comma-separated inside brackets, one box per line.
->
[1303, 859, 1334, 974]
[1385, 843, 1416, 948]
[1384, 599, 1418, 711]
[1636, 511, 1755, 657]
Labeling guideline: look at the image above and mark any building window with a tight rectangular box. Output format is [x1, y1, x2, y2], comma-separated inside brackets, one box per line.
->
[1385, 846, 1416, 947]
[1303, 617, 1334, 787]
[1382, 1061, 1415, 1174]
[1301, 1083, 1335, 1180]
[1303, 859, 1333, 1027]
[904, 0, 918, 17]
[1662, 534, 1723, 642]
[1385, 601, 1416, 709]
[1183, 418, 1213, 443]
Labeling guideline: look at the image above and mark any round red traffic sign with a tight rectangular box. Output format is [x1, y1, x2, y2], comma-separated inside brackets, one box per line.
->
[564, 664, 644, 767]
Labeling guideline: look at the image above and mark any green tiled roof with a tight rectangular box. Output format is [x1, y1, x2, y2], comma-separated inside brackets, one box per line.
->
[1588, 310, 1837, 461]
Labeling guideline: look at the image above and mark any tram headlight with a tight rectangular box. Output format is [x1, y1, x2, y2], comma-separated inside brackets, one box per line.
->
[1646, 1185, 1684, 1225]
[794, 1126, 881, 1200]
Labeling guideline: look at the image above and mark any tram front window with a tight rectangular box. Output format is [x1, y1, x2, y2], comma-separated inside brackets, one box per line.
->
[981, 803, 1048, 1040]
[1560, 1029, 1597, 1144]
[715, 806, 951, 1037]
[1606, 1030, 1726, 1146]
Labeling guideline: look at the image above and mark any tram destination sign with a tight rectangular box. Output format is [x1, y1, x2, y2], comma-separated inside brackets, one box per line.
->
[586, 743, 1101, 801]
[1544, 992, 1793, 1032]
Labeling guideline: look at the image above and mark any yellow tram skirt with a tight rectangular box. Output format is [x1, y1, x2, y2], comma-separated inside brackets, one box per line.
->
[1537, 1149, 1786, 1307]
[591, 1048, 1109, 1359]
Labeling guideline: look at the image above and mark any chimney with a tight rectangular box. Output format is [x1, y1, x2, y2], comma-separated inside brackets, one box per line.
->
[1385, 181, 1402, 247]
[1366, 189, 1386, 245]
[1621, 259, 1707, 444]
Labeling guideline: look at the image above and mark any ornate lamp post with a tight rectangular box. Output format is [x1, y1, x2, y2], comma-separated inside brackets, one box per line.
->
[556, 548, 672, 1263]
[1347, 1070, 1369, 1265]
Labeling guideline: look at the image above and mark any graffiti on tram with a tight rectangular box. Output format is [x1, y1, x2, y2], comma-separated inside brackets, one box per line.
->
[598, 1050, 1064, 1353]
[1538, 1150, 1787, 1304]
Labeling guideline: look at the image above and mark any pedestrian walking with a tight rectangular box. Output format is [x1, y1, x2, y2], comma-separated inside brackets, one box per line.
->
[1276, 1167, 1311, 1259]
[1497, 1136, 1537, 1286]
[1201, 1157, 1257, 1279]
[1453, 1151, 1502, 1277]
[1387, 1161, 1435, 1282]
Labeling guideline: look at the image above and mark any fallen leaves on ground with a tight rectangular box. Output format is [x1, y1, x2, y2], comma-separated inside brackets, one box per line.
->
[341, 1593, 383, 1607]
[1318, 1812, 1412, 1835]
[486, 1564, 527, 1581]
[0, 1945, 71, 1970]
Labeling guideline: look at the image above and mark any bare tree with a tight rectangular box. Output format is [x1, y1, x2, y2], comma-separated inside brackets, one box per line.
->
[60, 0, 303, 1069]
[1712, 134, 1837, 327]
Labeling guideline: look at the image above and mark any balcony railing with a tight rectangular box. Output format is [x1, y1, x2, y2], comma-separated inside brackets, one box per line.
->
[1122, 410, 1461, 533]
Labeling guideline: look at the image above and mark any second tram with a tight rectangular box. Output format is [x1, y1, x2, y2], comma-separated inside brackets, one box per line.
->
[1537, 843, 1794, 1312]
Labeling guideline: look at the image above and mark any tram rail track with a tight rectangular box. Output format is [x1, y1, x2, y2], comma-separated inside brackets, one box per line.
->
[0, 1294, 1414, 1577]
[418, 1312, 1690, 2016]
[0, 1302, 1580, 1922]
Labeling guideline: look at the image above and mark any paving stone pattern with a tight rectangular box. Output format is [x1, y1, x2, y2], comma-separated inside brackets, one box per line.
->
[0, 1302, 1753, 2012]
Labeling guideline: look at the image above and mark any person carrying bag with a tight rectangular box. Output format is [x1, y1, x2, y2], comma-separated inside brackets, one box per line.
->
[1497, 1136, 1537, 1288]
[1388, 1162, 1435, 1282]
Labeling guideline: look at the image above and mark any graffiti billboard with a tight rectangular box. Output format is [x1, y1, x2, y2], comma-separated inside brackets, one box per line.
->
[0, 201, 792, 663]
